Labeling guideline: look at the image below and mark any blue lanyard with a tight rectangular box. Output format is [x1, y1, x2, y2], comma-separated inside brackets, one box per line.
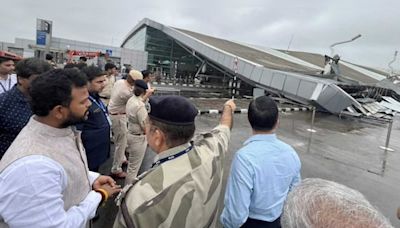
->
[151, 145, 193, 168]
[0, 77, 12, 92]
[89, 95, 107, 114]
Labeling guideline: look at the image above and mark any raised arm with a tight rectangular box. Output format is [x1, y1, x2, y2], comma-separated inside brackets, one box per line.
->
[220, 99, 236, 129]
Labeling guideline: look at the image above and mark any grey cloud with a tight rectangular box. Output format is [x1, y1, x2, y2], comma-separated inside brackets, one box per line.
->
[0, 0, 399, 70]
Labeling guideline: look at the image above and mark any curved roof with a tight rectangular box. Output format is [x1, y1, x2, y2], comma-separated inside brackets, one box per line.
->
[122, 18, 390, 113]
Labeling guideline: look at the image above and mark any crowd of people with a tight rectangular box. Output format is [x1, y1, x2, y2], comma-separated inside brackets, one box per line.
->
[0, 52, 397, 227]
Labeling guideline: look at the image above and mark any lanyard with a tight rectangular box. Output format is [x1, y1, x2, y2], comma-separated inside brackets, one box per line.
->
[0, 77, 12, 92]
[89, 95, 112, 126]
[89, 95, 107, 113]
[151, 145, 193, 168]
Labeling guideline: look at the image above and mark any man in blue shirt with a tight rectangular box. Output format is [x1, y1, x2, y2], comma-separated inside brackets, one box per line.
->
[77, 66, 111, 172]
[0, 58, 51, 159]
[221, 96, 301, 228]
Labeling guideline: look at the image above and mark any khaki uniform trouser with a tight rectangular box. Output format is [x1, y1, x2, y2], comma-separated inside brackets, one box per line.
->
[125, 133, 147, 185]
[111, 115, 127, 173]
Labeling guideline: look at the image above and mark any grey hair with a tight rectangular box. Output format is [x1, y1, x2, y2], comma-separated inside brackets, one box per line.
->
[281, 178, 393, 228]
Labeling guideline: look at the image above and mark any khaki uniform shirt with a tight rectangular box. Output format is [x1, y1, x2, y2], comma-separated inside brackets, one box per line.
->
[99, 75, 116, 105]
[126, 95, 147, 135]
[108, 80, 133, 114]
[113, 125, 230, 228]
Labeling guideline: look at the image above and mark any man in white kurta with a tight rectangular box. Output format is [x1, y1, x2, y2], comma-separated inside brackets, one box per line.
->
[0, 68, 120, 228]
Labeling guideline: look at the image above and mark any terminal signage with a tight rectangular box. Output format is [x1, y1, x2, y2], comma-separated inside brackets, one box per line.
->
[36, 31, 47, 45]
[68, 50, 100, 58]
[36, 18, 53, 46]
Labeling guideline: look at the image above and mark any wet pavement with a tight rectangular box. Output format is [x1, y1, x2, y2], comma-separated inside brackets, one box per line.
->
[94, 98, 400, 227]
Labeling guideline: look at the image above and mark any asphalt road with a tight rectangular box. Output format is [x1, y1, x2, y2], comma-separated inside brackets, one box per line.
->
[94, 100, 400, 227]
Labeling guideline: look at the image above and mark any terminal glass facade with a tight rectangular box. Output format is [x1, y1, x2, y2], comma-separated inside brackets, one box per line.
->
[123, 27, 146, 51]
[121, 25, 252, 95]
[123, 26, 201, 78]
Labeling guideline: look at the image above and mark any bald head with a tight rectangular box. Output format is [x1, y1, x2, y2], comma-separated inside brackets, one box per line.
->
[281, 178, 393, 228]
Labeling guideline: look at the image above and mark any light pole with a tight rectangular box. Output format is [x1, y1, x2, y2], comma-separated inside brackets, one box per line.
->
[388, 50, 398, 78]
[330, 34, 362, 56]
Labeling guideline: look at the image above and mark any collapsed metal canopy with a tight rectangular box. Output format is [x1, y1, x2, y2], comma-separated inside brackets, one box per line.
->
[122, 18, 392, 114]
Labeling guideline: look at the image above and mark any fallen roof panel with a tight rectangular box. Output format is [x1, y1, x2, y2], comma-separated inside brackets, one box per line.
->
[122, 18, 390, 115]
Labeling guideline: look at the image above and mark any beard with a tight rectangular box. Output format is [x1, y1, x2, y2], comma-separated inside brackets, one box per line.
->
[60, 109, 89, 128]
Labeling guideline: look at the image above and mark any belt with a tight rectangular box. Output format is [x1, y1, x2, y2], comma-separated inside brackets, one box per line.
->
[110, 113, 126, 115]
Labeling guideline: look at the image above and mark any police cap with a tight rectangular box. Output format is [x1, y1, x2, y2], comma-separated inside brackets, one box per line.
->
[148, 96, 198, 126]
[129, 69, 143, 80]
[134, 79, 148, 90]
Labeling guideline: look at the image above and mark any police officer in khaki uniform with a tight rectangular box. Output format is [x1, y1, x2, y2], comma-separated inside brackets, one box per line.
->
[113, 96, 236, 228]
[108, 70, 143, 178]
[125, 80, 149, 185]
[99, 63, 117, 106]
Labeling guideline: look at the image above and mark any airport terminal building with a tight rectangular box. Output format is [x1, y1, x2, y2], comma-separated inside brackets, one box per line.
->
[121, 18, 400, 119]
[2, 18, 399, 118]
[1, 18, 148, 70]
[0, 36, 147, 71]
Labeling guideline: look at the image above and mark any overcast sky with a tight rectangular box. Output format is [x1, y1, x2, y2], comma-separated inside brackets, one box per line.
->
[1, 0, 399, 71]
